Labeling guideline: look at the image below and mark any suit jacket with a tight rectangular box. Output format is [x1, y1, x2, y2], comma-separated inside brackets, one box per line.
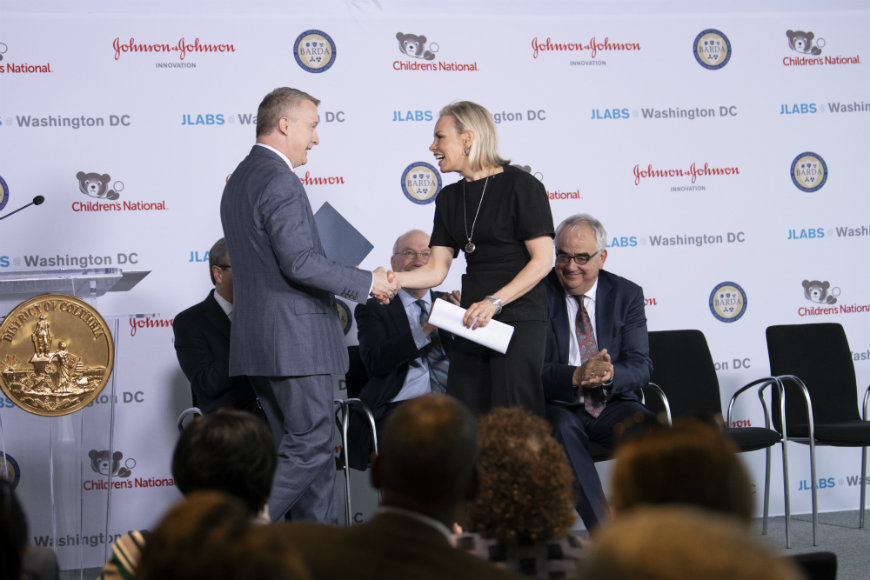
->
[172, 290, 257, 412]
[354, 291, 455, 421]
[220, 145, 371, 376]
[278, 511, 522, 580]
[542, 269, 652, 404]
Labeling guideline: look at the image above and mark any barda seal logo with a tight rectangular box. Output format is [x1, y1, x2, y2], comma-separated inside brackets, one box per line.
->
[693, 29, 732, 70]
[335, 299, 352, 335]
[293, 30, 336, 73]
[401, 162, 442, 204]
[1, 452, 21, 488]
[709, 281, 747, 322]
[0, 175, 9, 212]
[790, 152, 827, 192]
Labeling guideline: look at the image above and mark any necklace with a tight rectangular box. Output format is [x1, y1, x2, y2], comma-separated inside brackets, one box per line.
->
[462, 176, 489, 254]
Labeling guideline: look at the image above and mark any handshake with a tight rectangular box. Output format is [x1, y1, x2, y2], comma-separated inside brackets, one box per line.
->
[370, 267, 400, 305]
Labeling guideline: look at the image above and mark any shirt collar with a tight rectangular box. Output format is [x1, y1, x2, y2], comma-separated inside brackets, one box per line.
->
[399, 289, 430, 309]
[376, 506, 452, 542]
[255, 142, 296, 173]
[568, 277, 599, 303]
[213, 290, 233, 318]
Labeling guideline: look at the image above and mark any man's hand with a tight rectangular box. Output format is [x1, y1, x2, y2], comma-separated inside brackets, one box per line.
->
[442, 290, 461, 306]
[371, 267, 399, 304]
[572, 349, 614, 387]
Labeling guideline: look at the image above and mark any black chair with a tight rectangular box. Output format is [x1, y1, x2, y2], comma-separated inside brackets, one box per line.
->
[766, 323, 870, 545]
[647, 329, 792, 547]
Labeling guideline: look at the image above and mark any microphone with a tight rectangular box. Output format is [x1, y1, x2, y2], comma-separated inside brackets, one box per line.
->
[0, 196, 46, 221]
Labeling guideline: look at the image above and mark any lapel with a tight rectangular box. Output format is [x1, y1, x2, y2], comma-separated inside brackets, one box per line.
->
[547, 272, 572, 363]
[204, 290, 231, 338]
[594, 270, 614, 352]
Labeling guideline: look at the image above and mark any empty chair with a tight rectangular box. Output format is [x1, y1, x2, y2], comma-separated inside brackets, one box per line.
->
[766, 322, 870, 545]
[647, 329, 791, 547]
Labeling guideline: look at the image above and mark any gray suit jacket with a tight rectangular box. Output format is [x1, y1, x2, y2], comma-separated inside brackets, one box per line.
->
[220, 145, 371, 377]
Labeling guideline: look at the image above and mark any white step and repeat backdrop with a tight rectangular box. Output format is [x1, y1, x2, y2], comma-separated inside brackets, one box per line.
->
[1, 0, 868, 566]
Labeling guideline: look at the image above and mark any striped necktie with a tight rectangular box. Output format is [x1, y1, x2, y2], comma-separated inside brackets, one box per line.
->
[417, 299, 449, 393]
[575, 295, 605, 417]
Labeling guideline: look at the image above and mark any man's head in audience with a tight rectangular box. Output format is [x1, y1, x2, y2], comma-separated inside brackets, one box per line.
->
[554, 213, 608, 297]
[372, 394, 478, 524]
[390, 229, 432, 299]
[172, 409, 276, 516]
[577, 505, 803, 580]
[609, 417, 754, 522]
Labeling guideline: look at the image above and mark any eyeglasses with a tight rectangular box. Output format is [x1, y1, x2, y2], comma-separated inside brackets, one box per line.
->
[217, 265, 232, 270]
[394, 250, 431, 260]
[556, 250, 599, 266]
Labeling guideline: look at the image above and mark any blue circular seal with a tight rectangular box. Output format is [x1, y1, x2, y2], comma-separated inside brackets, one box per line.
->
[293, 30, 337, 73]
[0, 175, 9, 212]
[790, 152, 828, 192]
[401, 162, 442, 205]
[709, 281, 747, 323]
[693, 29, 732, 70]
[335, 299, 352, 335]
[1, 452, 21, 489]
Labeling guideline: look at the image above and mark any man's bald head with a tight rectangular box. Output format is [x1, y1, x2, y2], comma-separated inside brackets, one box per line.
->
[377, 395, 478, 503]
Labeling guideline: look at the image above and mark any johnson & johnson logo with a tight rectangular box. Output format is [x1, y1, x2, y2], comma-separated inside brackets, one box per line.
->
[633, 162, 740, 186]
[113, 37, 236, 61]
[531, 36, 641, 59]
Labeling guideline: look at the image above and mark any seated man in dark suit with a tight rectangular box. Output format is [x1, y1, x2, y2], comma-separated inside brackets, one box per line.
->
[349, 229, 458, 468]
[279, 394, 521, 580]
[542, 213, 654, 531]
[172, 238, 258, 414]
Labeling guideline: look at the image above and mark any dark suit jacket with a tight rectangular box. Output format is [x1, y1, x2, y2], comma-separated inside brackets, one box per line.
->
[278, 511, 522, 580]
[172, 290, 257, 413]
[542, 269, 652, 404]
[347, 292, 454, 469]
[355, 291, 455, 421]
[220, 145, 371, 377]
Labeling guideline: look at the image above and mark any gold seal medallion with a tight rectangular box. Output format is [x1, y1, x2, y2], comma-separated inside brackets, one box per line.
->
[0, 294, 115, 416]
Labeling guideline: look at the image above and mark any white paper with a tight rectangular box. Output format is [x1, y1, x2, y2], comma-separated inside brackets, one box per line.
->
[428, 298, 514, 354]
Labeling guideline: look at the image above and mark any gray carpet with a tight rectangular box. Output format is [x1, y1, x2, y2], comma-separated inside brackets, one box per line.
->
[755, 509, 869, 580]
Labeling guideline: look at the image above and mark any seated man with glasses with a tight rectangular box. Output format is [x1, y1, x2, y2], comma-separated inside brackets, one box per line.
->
[348, 229, 460, 469]
[542, 214, 654, 531]
[173, 237, 260, 415]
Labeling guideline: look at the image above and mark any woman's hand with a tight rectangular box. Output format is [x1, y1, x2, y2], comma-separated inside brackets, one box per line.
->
[462, 299, 499, 329]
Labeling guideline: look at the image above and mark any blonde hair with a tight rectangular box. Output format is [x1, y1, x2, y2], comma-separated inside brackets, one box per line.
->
[439, 101, 508, 171]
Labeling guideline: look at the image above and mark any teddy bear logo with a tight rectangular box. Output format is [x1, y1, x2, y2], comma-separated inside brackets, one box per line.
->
[396, 32, 438, 60]
[802, 280, 839, 305]
[786, 30, 823, 55]
[76, 171, 123, 200]
[88, 449, 135, 478]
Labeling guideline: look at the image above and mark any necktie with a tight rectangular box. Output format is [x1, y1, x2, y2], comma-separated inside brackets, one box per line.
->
[575, 295, 605, 418]
[417, 299, 449, 393]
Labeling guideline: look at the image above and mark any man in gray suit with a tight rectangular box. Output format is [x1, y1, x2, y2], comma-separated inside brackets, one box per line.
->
[220, 87, 396, 524]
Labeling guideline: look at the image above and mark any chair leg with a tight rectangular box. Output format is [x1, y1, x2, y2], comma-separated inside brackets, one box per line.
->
[808, 440, 818, 546]
[339, 400, 353, 526]
[762, 447, 771, 536]
[860, 445, 867, 529]
[780, 440, 791, 549]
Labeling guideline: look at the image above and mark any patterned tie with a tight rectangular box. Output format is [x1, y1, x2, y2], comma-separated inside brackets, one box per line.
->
[575, 295, 605, 418]
[417, 299, 449, 393]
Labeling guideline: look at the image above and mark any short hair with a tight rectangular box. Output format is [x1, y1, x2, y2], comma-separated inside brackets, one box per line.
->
[554, 213, 607, 253]
[609, 418, 754, 522]
[255, 87, 320, 137]
[439, 101, 508, 171]
[378, 394, 478, 502]
[135, 491, 308, 580]
[392, 229, 429, 254]
[208, 238, 229, 286]
[171, 409, 276, 515]
[466, 407, 575, 543]
[577, 505, 803, 580]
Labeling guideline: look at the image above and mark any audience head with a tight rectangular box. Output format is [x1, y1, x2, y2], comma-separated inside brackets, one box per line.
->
[0, 478, 27, 580]
[436, 101, 508, 171]
[135, 491, 308, 580]
[609, 418, 754, 522]
[577, 505, 803, 580]
[391, 229, 432, 273]
[373, 394, 478, 515]
[553, 213, 609, 296]
[466, 407, 575, 543]
[172, 409, 276, 516]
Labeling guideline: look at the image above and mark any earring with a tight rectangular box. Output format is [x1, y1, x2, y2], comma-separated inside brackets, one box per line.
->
[463, 147, 470, 156]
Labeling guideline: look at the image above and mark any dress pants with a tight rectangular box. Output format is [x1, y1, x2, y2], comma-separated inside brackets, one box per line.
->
[252, 374, 336, 524]
[447, 320, 546, 417]
[546, 399, 652, 529]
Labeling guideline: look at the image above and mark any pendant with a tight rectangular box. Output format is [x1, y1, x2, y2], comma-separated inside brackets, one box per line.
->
[464, 241, 476, 254]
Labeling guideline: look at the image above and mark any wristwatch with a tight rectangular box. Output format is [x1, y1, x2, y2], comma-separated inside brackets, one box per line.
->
[484, 295, 503, 315]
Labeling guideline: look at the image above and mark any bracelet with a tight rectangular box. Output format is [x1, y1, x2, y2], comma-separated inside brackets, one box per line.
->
[484, 295, 503, 315]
